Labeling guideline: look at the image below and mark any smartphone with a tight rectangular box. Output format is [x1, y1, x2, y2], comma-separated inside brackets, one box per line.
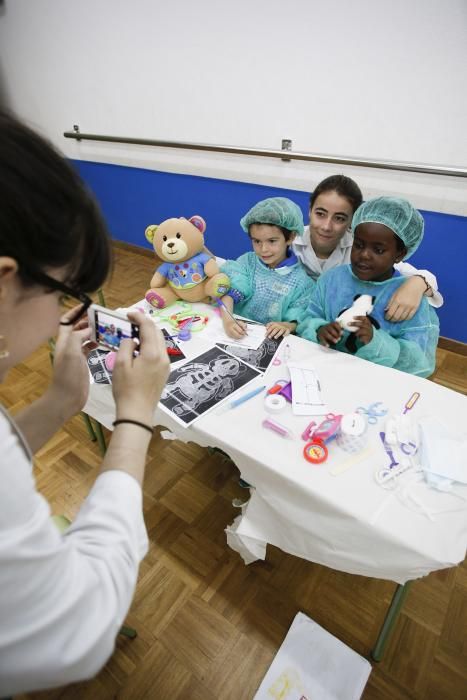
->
[88, 304, 140, 351]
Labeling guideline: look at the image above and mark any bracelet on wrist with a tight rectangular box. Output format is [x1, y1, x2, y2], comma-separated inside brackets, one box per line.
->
[112, 419, 153, 435]
[415, 274, 431, 294]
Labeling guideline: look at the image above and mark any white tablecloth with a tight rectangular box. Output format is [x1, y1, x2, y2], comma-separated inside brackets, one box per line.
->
[84, 303, 467, 584]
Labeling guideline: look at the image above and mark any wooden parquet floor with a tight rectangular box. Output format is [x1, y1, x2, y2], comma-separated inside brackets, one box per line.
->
[3, 244, 466, 700]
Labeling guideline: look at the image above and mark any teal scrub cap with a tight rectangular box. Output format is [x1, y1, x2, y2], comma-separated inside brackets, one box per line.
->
[240, 197, 305, 236]
[352, 196, 424, 260]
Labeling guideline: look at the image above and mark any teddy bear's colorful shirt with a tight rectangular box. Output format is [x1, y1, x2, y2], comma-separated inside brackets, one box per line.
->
[157, 252, 211, 289]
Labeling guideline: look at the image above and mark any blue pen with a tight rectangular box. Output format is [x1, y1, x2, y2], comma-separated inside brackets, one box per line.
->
[220, 385, 266, 412]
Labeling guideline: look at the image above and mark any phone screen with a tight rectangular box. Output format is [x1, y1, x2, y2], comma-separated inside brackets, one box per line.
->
[93, 309, 139, 351]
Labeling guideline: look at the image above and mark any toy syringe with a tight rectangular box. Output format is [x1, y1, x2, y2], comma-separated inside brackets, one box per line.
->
[403, 392, 420, 414]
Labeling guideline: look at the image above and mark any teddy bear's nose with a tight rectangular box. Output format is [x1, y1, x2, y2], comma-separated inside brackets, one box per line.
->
[167, 242, 175, 248]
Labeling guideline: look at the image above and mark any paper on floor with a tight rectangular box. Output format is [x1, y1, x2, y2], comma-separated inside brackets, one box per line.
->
[254, 612, 371, 700]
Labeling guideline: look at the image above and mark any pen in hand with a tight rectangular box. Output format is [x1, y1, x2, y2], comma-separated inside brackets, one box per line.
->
[217, 299, 248, 336]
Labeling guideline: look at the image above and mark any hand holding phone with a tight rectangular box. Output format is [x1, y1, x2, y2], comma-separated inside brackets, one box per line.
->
[111, 310, 170, 424]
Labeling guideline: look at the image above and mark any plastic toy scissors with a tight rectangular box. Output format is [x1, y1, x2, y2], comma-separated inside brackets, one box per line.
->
[356, 401, 388, 424]
[400, 441, 418, 456]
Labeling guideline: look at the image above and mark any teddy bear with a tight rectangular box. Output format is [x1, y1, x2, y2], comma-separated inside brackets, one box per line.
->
[336, 294, 380, 353]
[144, 215, 230, 309]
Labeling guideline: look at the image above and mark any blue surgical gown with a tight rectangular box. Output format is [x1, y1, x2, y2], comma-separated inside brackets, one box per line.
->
[221, 252, 314, 325]
[297, 265, 439, 377]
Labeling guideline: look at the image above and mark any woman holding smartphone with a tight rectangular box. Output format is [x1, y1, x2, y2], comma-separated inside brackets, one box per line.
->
[0, 111, 169, 695]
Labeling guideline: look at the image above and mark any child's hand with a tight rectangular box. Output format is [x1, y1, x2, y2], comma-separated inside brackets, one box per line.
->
[385, 276, 427, 322]
[352, 315, 373, 345]
[223, 317, 247, 340]
[265, 321, 296, 339]
[317, 322, 343, 347]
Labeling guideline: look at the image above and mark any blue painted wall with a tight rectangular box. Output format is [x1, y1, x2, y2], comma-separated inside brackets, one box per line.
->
[73, 160, 466, 343]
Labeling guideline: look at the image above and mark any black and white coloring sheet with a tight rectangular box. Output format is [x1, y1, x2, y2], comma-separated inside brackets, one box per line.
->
[159, 345, 261, 426]
[216, 335, 283, 373]
[87, 349, 112, 385]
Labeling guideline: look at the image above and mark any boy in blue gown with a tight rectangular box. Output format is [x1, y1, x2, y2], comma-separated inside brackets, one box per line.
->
[297, 197, 439, 377]
[220, 197, 314, 339]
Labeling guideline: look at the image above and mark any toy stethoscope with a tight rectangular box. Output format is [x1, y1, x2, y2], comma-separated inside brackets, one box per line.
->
[167, 312, 209, 332]
[152, 302, 209, 333]
[356, 401, 388, 424]
[302, 413, 343, 464]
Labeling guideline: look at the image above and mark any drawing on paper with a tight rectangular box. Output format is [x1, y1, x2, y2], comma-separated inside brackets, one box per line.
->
[159, 346, 260, 425]
[216, 336, 283, 373]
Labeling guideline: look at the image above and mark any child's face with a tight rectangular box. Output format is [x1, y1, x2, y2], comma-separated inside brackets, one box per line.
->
[249, 224, 294, 268]
[351, 223, 405, 282]
[309, 191, 354, 258]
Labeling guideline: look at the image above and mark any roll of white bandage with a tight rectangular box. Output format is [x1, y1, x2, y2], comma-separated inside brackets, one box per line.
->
[264, 394, 286, 414]
[336, 413, 367, 453]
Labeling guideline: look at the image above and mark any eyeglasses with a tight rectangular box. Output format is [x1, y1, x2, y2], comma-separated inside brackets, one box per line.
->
[22, 266, 93, 326]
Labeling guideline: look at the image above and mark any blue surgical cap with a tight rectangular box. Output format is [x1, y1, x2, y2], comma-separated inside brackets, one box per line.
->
[352, 196, 424, 259]
[240, 197, 304, 236]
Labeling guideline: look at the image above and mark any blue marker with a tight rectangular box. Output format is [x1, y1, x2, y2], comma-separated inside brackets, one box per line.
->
[220, 385, 266, 412]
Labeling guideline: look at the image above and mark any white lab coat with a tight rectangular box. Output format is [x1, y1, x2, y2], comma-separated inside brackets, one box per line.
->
[0, 406, 148, 696]
[293, 226, 443, 307]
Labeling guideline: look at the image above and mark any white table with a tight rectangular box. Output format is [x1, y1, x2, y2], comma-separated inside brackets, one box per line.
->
[84, 302, 467, 587]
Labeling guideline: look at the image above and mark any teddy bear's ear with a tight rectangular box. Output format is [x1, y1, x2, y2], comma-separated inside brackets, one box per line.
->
[189, 216, 206, 234]
[145, 225, 158, 244]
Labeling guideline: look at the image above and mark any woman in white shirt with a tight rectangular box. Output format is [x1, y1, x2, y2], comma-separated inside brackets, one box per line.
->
[293, 175, 443, 321]
[0, 111, 169, 696]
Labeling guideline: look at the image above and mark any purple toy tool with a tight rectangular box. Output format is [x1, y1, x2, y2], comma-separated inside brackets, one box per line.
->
[278, 381, 293, 403]
[177, 320, 193, 341]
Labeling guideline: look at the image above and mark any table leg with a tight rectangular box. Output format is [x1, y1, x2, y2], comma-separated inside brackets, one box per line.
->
[93, 419, 107, 455]
[81, 412, 97, 442]
[371, 581, 412, 662]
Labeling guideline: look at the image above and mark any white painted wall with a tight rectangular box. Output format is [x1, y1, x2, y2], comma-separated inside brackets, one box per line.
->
[1, 0, 466, 214]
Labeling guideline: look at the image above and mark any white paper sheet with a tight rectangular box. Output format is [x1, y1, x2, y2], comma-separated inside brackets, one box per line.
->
[254, 612, 371, 700]
[288, 363, 327, 415]
[204, 321, 266, 349]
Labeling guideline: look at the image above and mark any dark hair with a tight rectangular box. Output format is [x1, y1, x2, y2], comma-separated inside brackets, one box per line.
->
[248, 224, 295, 242]
[0, 110, 111, 292]
[309, 175, 363, 214]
